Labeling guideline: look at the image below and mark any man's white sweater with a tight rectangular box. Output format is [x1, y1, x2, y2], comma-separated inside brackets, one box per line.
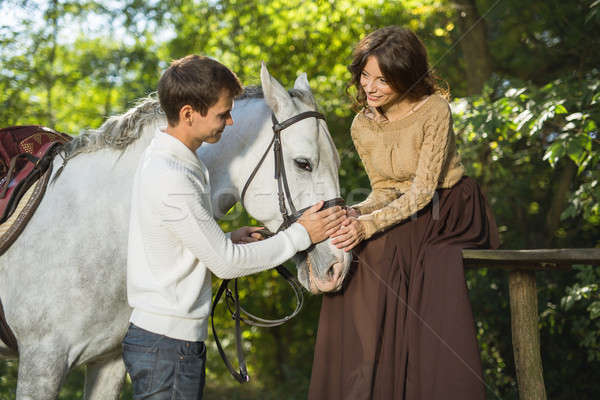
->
[127, 131, 311, 341]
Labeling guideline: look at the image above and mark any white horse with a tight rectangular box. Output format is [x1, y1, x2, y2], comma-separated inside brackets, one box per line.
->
[0, 64, 352, 399]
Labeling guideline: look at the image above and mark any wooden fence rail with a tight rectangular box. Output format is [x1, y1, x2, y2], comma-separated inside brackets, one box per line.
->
[462, 248, 600, 400]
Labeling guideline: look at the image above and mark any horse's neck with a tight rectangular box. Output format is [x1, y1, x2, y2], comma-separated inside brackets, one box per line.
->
[61, 99, 272, 219]
[197, 98, 272, 217]
[50, 119, 158, 194]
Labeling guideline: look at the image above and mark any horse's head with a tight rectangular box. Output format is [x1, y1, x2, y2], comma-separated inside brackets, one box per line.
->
[234, 64, 353, 293]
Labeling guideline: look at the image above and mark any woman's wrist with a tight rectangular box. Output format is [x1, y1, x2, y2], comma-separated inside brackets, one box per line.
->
[348, 207, 361, 217]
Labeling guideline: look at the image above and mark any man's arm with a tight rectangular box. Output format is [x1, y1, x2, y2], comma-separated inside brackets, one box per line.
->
[153, 173, 310, 279]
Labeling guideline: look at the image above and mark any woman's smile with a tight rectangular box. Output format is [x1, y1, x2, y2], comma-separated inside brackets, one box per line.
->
[360, 56, 399, 108]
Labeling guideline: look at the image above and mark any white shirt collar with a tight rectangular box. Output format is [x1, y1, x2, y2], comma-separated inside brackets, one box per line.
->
[151, 129, 201, 168]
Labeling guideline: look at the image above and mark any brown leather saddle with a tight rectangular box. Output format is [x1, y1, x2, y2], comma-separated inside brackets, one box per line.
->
[0, 125, 71, 224]
[0, 125, 71, 353]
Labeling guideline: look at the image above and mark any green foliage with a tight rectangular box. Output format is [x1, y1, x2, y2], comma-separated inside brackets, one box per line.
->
[560, 266, 600, 362]
[452, 70, 600, 247]
[0, 360, 17, 398]
[479, 0, 600, 85]
[0, 0, 163, 131]
[454, 71, 600, 398]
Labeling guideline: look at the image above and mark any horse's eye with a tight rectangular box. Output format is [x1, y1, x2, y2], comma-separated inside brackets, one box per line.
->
[294, 158, 312, 172]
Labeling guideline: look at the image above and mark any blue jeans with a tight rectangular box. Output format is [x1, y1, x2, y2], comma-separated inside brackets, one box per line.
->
[122, 323, 206, 399]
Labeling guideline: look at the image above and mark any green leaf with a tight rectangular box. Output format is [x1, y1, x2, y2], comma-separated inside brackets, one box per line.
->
[589, 301, 600, 320]
[543, 141, 565, 168]
[555, 104, 568, 114]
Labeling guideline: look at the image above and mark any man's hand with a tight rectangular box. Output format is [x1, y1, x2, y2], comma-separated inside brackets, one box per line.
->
[331, 217, 365, 252]
[297, 201, 346, 244]
[231, 226, 265, 244]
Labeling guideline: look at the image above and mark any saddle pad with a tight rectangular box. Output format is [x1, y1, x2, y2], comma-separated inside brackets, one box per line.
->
[0, 166, 52, 256]
[0, 167, 51, 354]
[0, 180, 50, 356]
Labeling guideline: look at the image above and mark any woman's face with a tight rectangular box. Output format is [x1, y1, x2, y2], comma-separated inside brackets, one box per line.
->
[360, 56, 399, 108]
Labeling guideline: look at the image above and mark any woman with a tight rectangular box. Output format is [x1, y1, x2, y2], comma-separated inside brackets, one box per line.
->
[308, 26, 499, 400]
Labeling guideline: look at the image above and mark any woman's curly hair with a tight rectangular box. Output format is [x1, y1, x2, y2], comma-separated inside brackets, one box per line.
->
[347, 26, 448, 110]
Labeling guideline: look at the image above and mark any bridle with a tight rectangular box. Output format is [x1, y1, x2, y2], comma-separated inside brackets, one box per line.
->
[241, 111, 345, 228]
[211, 109, 345, 383]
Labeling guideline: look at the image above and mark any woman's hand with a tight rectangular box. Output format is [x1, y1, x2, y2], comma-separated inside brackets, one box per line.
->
[231, 226, 265, 244]
[347, 207, 361, 218]
[331, 217, 365, 252]
[298, 201, 347, 244]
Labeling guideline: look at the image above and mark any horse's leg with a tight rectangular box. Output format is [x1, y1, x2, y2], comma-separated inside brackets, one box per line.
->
[16, 347, 68, 400]
[84, 354, 126, 400]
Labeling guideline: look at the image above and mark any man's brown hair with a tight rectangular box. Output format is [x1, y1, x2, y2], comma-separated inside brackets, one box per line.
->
[158, 55, 243, 126]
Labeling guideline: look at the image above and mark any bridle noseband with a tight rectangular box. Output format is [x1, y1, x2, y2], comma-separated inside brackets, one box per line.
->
[211, 109, 345, 383]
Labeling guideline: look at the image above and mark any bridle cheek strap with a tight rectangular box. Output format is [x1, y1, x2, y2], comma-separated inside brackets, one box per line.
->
[214, 109, 345, 384]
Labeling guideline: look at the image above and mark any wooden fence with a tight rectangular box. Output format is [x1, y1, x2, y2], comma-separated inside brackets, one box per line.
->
[462, 248, 600, 400]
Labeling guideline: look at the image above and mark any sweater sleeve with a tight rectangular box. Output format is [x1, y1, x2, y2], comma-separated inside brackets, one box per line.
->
[357, 106, 453, 239]
[150, 172, 311, 279]
[351, 120, 401, 214]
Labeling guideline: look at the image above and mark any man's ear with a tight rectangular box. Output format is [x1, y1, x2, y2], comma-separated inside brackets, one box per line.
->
[179, 105, 194, 125]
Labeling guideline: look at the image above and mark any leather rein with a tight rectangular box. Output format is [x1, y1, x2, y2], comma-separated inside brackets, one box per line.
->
[211, 110, 345, 383]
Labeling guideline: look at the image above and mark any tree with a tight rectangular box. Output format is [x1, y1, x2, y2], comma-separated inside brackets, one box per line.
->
[451, 0, 493, 94]
[0, 1, 599, 398]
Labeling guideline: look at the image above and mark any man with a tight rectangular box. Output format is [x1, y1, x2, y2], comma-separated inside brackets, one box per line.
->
[122, 55, 345, 398]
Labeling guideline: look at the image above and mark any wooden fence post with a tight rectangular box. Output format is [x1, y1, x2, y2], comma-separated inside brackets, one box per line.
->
[508, 269, 547, 400]
[463, 249, 600, 399]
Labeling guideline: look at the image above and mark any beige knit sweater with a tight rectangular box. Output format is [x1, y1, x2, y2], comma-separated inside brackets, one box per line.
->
[352, 94, 464, 239]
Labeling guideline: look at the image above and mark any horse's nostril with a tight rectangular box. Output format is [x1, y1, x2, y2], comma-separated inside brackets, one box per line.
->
[327, 265, 335, 279]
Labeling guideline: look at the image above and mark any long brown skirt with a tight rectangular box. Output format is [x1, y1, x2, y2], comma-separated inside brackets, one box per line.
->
[308, 177, 499, 400]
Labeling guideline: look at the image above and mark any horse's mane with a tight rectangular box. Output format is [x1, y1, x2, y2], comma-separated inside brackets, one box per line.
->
[62, 86, 337, 166]
[63, 95, 164, 161]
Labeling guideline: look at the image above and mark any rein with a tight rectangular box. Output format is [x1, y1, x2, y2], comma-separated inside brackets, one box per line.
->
[211, 110, 344, 383]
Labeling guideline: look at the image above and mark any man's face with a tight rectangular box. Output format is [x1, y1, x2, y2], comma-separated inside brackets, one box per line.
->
[193, 91, 234, 144]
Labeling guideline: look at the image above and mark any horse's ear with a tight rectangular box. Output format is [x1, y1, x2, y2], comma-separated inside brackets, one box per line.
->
[261, 62, 290, 115]
[294, 73, 311, 92]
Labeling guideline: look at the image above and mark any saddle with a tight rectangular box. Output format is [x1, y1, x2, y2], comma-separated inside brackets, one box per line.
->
[0, 125, 71, 223]
[0, 125, 71, 353]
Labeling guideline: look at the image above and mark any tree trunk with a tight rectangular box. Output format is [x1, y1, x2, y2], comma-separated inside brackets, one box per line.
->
[46, 0, 59, 127]
[271, 326, 288, 383]
[452, 0, 493, 94]
[545, 159, 577, 247]
[104, 84, 113, 117]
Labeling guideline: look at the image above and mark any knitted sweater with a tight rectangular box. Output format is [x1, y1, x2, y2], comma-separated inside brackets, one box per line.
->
[127, 130, 311, 341]
[351, 94, 464, 239]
